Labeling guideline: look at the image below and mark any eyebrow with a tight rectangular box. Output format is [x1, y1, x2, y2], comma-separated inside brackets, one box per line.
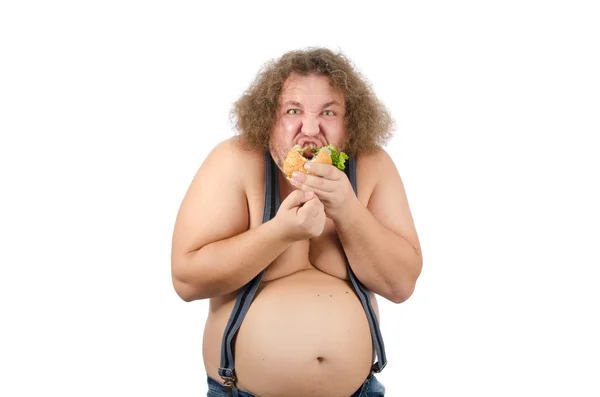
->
[282, 100, 342, 109]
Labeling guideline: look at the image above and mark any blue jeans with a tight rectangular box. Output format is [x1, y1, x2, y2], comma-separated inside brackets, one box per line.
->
[206, 374, 385, 397]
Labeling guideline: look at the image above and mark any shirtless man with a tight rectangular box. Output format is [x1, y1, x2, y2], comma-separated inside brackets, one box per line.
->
[171, 48, 422, 397]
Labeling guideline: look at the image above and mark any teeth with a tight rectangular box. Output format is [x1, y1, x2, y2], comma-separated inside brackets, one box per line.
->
[296, 142, 319, 150]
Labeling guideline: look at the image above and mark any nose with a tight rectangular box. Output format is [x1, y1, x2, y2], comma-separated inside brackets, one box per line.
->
[301, 115, 320, 136]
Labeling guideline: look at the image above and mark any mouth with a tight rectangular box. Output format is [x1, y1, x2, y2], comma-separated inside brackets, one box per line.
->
[302, 146, 316, 159]
[291, 143, 327, 160]
[295, 139, 323, 150]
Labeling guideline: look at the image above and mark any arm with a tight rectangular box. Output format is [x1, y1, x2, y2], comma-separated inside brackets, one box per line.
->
[171, 139, 325, 302]
[334, 150, 422, 303]
[170, 139, 291, 302]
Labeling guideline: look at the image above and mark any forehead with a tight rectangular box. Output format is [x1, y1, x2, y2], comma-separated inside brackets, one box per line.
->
[280, 73, 343, 102]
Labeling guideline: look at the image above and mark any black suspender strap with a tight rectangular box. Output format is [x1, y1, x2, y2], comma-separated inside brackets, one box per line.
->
[218, 152, 387, 390]
[344, 156, 388, 373]
[218, 151, 280, 389]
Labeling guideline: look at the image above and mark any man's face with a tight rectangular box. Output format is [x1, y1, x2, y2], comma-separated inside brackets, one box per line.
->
[269, 73, 346, 170]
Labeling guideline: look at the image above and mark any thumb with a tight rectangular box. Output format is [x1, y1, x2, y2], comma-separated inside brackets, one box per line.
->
[280, 190, 314, 209]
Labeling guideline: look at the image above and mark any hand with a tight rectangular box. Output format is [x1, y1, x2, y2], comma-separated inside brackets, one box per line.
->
[274, 190, 326, 242]
[289, 162, 356, 222]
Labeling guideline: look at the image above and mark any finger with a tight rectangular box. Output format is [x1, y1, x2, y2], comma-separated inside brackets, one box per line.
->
[290, 181, 333, 209]
[291, 172, 335, 193]
[289, 178, 328, 197]
[299, 195, 323, 217]
[313, 200, 325, 218]
[281, 190, 314, 210]
[303, 162, 340, 180]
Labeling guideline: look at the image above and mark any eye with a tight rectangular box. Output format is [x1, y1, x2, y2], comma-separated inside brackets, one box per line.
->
[322, 110, 335, 116]
[286, 109, 301, 115]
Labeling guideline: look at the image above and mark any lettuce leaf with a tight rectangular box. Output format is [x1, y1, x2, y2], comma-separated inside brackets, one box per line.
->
[325, 144, 349, 171]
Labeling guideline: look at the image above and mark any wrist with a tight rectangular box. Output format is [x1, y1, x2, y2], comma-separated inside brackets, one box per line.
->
[267, 216, 298, 245]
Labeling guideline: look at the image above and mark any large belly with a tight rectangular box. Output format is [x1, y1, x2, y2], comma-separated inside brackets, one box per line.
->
[203, 268, 376, 397]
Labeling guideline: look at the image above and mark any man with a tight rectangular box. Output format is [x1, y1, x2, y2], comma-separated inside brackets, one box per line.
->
[171, 47, 422, 397]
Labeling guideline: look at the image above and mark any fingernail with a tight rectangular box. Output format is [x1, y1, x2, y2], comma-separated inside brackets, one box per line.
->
[304, 163, 311, 170]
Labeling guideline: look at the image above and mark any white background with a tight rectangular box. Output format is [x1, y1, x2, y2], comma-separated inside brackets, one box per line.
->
[1, 1, 599, 396]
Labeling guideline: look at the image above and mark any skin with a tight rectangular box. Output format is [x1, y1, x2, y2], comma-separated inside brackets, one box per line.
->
[170, 73, 422, 396]
[274, 73, 422, 302]
[269, 73, 347, 171]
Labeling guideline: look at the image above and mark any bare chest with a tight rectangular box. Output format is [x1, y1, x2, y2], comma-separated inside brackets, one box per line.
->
[245, 173, 350, 282]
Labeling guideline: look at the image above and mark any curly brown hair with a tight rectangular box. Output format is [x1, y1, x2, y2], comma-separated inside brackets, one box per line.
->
[230, 47, 395, 156]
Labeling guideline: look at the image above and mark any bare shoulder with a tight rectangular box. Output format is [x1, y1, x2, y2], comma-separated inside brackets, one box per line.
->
[355, 146, 396, 172]
[356, 146, 421, 255]
[171, 136, 262, 261]
[355, 146, 398, 197]
[194, 136, 264, 192]
[207, 135, 263, 167]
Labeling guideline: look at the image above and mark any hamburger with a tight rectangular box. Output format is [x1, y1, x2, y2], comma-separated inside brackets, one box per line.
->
[283, 144, 349, 179]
